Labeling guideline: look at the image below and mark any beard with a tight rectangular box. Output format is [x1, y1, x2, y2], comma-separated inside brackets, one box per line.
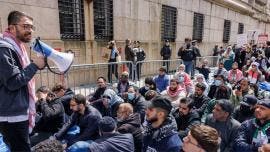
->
[146, 115, 158, 123]
[16, 29, 32, 43]
[169, 87, 177, 91]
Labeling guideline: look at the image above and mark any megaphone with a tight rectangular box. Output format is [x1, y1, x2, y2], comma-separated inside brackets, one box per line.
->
[31, 38, 74, 74]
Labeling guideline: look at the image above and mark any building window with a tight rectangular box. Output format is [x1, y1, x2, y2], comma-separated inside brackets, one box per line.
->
[161, 5, 177, 42]
[223, 20, 231, 43]
[193, 12, 204, 42]
[238, 23, 244, 34]
[58, 0, 85, 40]
[94, 0, 113, 41]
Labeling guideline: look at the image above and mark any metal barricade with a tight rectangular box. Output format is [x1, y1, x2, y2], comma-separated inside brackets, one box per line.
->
[195, 56, 220, 69]
[34, 61, 133, 96]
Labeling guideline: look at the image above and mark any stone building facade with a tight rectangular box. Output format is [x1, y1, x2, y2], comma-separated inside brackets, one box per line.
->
[1, 0, 270, 64]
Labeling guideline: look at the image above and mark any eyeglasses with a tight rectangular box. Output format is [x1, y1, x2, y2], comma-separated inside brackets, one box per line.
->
[14, 24, 36, 31]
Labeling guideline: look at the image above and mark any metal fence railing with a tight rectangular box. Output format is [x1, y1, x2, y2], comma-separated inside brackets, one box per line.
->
[35, 57, 219, 96]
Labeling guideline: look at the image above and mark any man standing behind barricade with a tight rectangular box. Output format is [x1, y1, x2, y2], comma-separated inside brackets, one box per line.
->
[234, 99, 270, 152]
[52, 83, 74, 116]
[125, 39, 135, 79]
[133, 41, 146, 80]
[178, 41, 196, 76]
[54, 94, 102, 147]
[107, 40, 119, 83]
[143, 96, 182, 152]
[160, 40, 172, 72]
[0, 11, 45, 151]
[205, 99, 241, 152]
[191, 40, 201, 78]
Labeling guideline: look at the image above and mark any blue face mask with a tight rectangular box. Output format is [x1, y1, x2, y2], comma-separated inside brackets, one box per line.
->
[178, 76, 184, 83]
[215, 80, 222, 86]
[128, 93, 135, 101]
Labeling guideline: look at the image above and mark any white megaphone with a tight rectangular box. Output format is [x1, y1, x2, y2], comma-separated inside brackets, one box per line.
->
[31, 38, 74, 74]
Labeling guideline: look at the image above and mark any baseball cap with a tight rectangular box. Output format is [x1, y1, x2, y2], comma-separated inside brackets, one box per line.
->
[240, 95, 258, 107]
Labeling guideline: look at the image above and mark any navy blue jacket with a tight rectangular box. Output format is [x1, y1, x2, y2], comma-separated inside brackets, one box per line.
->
[234, 119, 270, 152]
[89, 133, 134, 152]
[0, 39, 39, 116]
[55, 105, 102, 146]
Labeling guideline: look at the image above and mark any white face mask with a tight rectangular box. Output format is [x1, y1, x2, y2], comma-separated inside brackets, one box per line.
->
[215, 80, 222, 86]
[178, 76, 184, 83]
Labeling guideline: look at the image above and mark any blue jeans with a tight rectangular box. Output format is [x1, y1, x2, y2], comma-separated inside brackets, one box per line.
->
[67, 140, 93, 152]
[183, 60, 193, 76]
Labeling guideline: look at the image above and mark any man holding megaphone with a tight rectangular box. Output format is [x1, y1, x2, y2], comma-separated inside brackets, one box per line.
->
[0, 11, 45, 152]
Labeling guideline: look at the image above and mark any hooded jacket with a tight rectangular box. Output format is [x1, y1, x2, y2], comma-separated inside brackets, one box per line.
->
[117, 113, 143, 152]
[127, 95, 147, 123]
[143, 117, 182, 152]
[58, 88, 74, 116]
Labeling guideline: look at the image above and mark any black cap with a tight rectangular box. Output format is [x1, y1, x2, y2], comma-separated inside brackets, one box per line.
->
[257, 99, 270, 109]
[98, 116, 116, 132]
[240, 95, 258, 107]
[165, 40, 169, 42]
[148, 96, 172, 113]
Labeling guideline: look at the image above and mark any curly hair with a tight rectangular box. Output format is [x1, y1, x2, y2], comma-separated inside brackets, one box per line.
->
[32, 139, 64, 152]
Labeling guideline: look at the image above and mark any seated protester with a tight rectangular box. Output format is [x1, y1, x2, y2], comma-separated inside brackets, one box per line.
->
[242, 59, 252, 74]
[126, 86, 147, 123]
[92, 88, 123, 118]
[189, 83, 211, 117]
[193, 74, 209, 96]
[139, 77, 157, 97]
[52, 83, 75, 116]
[143, 96, 182, 152]
[231, 78, 254, 106]
[205, 99, 241, 152]
[67, 117, 135, 152]
[182, 125, 220, 152]
[244, 62, 262, 84]
[234, 99, 270, 151]
[54, 94, 102, 147]
[172, 98, 200, 139]
[228, 62, 243, 85]
[144, 90, 159, 102]
[256, 54, 268, 75]
[232, 95, 257, 123]
[161, 78, 186, 107]
[31, 139, 64, 152]
[174, 64, 193, 96]
[208, 74, 231, 99]
[153, 66, 170, 93]
[116, 103, 143, 152]
[88, 77, 108, 103]
[213, 62, 228, 78]
[116, 71, 131, 100]
[195, 59, 211, 81]
[31, 87, 65, 146]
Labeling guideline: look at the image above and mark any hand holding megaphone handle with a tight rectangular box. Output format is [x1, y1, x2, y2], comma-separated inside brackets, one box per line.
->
[32, 56, 46, 70]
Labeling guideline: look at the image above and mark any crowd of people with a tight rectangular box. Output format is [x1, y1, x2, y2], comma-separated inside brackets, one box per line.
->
[1, 10, 270, 152]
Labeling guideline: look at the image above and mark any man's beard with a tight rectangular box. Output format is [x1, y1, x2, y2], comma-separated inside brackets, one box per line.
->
[169, 87, 177, 91]
[16, 30, 31, 43]
[147, 115, 158, 123]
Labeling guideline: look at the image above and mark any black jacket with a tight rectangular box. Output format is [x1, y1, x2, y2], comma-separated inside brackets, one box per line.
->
[55, 105, 102, 146]
[0, 38, 39, 117]
[59, 88, 74, 116]
[125, 45, 135, 61]
[172, 110, 201, 139]
[189, 94, 211, 117]
[89, 133, 134, 152]
[117, 113, 143, 152]
[34, 98, 65, 133]
[232, 106, 254, 123]
[160, 45, 172, 59]
[126, 95, 147, 123]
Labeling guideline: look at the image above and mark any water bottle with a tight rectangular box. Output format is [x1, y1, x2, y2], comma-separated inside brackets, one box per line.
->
[0, 133, 10, 152]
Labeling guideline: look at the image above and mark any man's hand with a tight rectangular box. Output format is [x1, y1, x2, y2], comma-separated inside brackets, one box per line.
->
[32, 56, 45, 69]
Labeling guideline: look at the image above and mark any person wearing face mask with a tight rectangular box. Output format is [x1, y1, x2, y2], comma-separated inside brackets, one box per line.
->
[228, 62, 243, 85]
[208, 74, 231, 99]
[232, 95, 257, 123]
[160, 40, 172, 72]
[154, 66, 170, 93]
[161, 78, 186, 107]
[172, 98, 200, 139]
[126, 86, 147, 123]
[116, 103, 143, 152]
[174, 64, 193, 96]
